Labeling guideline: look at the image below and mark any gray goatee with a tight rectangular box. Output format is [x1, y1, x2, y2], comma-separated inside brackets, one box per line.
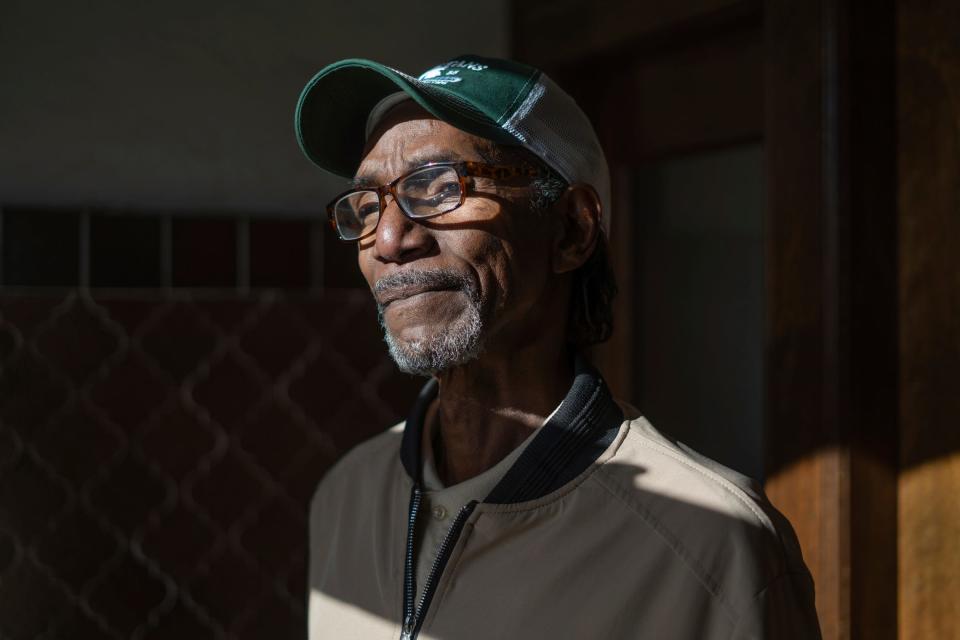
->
[374, 269, 484, 377]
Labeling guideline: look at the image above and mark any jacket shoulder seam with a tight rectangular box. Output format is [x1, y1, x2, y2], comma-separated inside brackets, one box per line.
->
[588, 469, 739, 623]
[630, 426, 772, 530]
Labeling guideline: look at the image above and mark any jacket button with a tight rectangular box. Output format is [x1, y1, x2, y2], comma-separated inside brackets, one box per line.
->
[432, 505, 448, 520]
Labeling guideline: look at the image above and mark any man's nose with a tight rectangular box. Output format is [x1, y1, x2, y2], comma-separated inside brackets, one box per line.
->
[373, 196, 434, 263]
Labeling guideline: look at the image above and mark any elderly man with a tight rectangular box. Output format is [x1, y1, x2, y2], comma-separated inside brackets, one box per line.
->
[295, 55, 821, 640]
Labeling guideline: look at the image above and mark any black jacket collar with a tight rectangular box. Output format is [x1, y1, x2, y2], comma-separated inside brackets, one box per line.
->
[399, 357, 624, 504]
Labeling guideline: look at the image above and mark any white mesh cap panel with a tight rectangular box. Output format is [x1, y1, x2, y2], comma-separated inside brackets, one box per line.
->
[502, 73, 611, 236]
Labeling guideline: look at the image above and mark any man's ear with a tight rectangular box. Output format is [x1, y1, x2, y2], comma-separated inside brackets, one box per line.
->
[551, 183, 602, 274]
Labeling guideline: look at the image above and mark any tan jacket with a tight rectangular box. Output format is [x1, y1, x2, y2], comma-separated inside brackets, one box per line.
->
[309, 364, 821, 639]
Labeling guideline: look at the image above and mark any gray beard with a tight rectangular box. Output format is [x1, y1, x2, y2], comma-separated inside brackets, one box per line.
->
[374, 269, 485, 377]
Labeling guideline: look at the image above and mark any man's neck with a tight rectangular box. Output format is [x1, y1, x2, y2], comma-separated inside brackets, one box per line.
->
[425, 343, 574, 486]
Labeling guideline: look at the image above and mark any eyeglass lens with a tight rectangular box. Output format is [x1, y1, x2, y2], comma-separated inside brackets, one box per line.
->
[332, 165, 463, 240]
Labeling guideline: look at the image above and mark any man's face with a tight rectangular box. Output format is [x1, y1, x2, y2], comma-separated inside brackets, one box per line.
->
[355, 101, 555, 376]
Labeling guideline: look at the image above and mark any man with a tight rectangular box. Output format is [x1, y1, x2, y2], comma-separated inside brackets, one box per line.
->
[295, 55, 821, 639]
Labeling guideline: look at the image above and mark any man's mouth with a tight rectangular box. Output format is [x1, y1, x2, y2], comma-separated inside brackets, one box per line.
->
[377, 284, 458, 308]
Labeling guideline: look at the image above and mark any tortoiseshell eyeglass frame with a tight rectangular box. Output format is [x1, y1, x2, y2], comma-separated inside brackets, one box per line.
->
[325, 161, 549, 242]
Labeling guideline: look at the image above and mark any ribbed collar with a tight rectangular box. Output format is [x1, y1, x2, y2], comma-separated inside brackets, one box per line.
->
[399, 356, 624, 505]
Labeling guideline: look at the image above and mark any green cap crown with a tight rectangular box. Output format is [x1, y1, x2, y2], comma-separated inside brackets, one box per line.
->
[295, 55, 541, 178]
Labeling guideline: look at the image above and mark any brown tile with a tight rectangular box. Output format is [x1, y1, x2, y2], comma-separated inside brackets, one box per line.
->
[87, 457, 167, 536]
[139, 403, 217, 482]
[287, 351, 358, 427]
[33, 406, 123, 484]
[87, 551, 168, 637]
[190, 447, 264, 528]
[171, 218, 237, 288]
[0, 296, 70, 342]
[239, 497, 305, 572]
[44, 604, 111, 640]
[192, 299, 254, 332]
[238, 301, 312, 378]
[34, 301, 120, 384]
[139, 600, 218, 640]
[238, 402, 313, 480]
[0, 455, 67, 543]
[191, 352, 262, 430]
[188, 550, 264, 629]
[234, 590, 303, 640]
[139, 505, 216, 583]
[249, 220, 310, 289]
[33, 510, 119, 591]
[140, 302, 218, 379]
[0, 352, 70, 438]
[89, 353, 170, 431]
[0, 560, 70, 639]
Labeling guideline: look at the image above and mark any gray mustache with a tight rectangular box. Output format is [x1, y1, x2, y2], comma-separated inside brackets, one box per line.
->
[374, 269, 465, 294]
[373, 269, 478, 308]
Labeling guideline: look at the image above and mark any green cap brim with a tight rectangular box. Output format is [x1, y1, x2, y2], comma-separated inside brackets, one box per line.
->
[294, 59, 516, 178]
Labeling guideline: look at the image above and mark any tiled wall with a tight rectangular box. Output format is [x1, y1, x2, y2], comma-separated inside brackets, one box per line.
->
[0, 209, 422, 639]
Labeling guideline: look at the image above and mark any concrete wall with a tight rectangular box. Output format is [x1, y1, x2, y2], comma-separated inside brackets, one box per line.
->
[0, 0, 509, 214]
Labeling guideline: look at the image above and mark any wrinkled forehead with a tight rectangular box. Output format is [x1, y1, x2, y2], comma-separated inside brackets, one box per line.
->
[356, 100, 495, 186]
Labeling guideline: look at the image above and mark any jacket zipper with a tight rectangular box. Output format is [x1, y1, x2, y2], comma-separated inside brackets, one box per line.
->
[401, 485, 478, 640]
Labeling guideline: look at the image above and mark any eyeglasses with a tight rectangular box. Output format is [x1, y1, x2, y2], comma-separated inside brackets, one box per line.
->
[326, 161, 547, 241]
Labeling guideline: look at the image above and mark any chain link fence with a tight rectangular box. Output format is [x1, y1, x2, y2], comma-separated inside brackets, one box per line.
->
[0, 289, 421, 639]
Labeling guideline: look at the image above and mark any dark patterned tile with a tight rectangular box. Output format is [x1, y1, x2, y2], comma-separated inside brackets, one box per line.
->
[191, 352, 262, 430]
[238, 402, 313, 480]
[139, 600, 219, 640]
[291, 290, 374, 343]
[139, 403, 217, 482]
[287, 351, 357, 427]
[87, 457, 167, 536]
[33, 407, 122, 485]
[188, 550, 264, 629]
[34, 300, 120, 384]
[140, 506, 216, 583]
[44, 605, 114, 640]
[0, 528, 16, 575]
[192, 299, 253, 333]
[0, 455, 66, 543]
[0, 352, 70, 438]
[0, 296, 68, 342]
[323, 228, 367, 289]
[190, 448, 264, 528]
[89, 353, 169, 430]
[0, 560, 69, 639]
[140, 302, 218, 379]
[281, 447, 338, 510]
[0, 423, 21, 470]
[323, 400, 397, 453]
[33, 510, 119, 591]
[238, 301, 311, 378]
[0, 319, 18, 365]
[94, 298, 161, 337]
[284, 553, 308, 609]
[87, 551, 169, 637]
[234, 590, 303, 640]
[372, 364, 425, 420]
[239, 497, 305, 572]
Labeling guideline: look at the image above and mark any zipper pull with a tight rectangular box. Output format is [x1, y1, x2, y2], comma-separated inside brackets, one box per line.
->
[400, 622, 414, 640]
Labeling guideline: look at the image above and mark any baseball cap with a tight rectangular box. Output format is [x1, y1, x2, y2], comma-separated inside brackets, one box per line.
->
[294, 54, 611, 235]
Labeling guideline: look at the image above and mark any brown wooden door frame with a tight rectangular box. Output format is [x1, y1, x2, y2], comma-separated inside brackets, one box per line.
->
[764, 0, 898, 637]
[514, 0, 900, 637]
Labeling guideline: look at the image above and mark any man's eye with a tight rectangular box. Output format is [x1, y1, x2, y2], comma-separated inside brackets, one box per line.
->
[358, 203, 379, 219]
[428, 181, 460, 199]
